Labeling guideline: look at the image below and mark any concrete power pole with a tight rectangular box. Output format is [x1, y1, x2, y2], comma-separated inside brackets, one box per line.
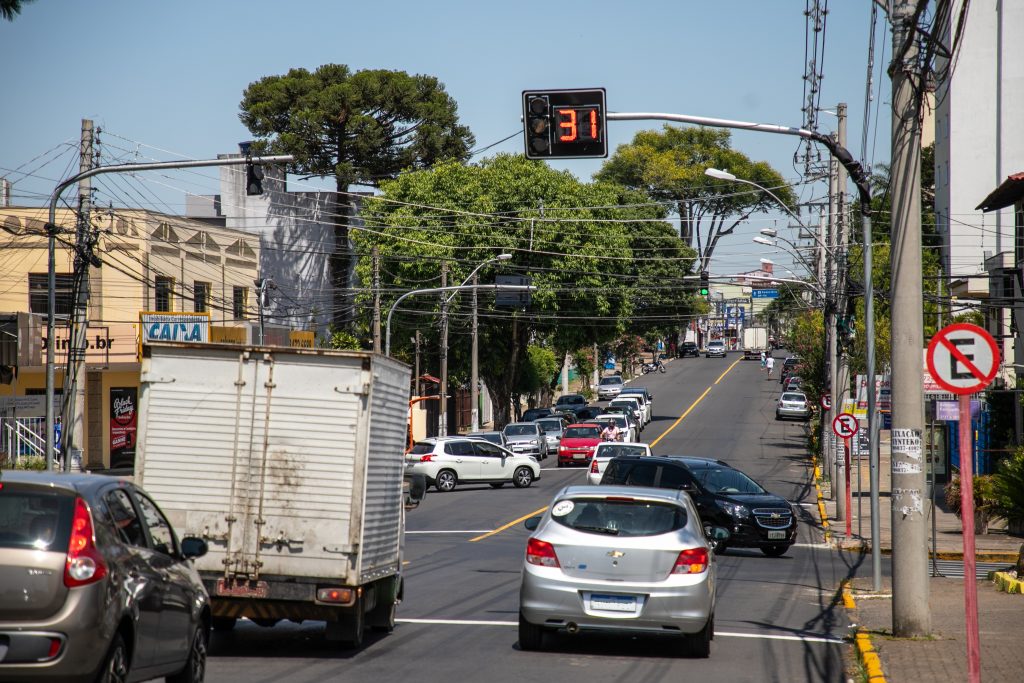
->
[471, 273, 480, 432]
[439, 262, 448, 437]
[829, 149, 845, 521]
[372, 247, 381, 353]
[835, 103, 852, 522]
[890, 1, 930, 637]
[63, 119, 94, 471]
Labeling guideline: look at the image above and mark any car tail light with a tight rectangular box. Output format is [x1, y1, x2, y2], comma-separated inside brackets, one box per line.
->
[526, 538, 560, 568]
[419, 454, 435, 462]
[672, 548, 709, 574]
[590, 458, 600, 474]
[64, 497, 107, 588]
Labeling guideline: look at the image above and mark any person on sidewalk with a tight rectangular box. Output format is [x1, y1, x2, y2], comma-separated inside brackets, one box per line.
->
[766, 356, 775, 378]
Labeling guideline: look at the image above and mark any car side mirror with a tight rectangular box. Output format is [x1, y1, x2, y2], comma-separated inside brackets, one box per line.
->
[405, 473, 427, 508]
[524, 515, 542, 531]
[181, 536, 209, 560]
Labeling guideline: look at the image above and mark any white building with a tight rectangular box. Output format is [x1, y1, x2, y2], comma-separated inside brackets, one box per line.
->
[187, 157, 363, 336]
[934, 0, 1024, 280]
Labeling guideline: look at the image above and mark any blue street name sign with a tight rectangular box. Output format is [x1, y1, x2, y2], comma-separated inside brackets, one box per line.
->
[752, 289, 779, 299]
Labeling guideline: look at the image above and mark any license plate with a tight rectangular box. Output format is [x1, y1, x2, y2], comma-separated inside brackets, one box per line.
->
[767, 530, 787, 540]
[590, 594, 636, 612]
[573, 453, 586, 459]
[216, 579, 270, 598]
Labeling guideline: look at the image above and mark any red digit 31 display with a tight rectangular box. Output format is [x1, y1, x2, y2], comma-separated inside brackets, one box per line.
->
[522, 88, 607, 159]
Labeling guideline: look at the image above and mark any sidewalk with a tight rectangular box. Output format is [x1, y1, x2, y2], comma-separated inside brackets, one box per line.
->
[815, 433, 1024, 682]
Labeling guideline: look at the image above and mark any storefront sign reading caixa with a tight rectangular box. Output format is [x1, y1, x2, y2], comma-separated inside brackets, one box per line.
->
[138, 312, 210, 349]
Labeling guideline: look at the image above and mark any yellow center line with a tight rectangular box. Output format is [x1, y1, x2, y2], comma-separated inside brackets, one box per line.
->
[470, 358, 744, 543]
[649, 358, 742, 448]
[468, 505, 549, 543]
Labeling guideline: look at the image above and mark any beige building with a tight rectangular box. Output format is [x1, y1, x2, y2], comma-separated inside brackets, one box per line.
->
[0, 206, 262, 468]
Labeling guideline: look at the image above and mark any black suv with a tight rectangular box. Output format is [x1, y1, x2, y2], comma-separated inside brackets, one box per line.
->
[522, 406, 557, 422]
[599, 455, 797, 557]
[678, 341, 699, 358]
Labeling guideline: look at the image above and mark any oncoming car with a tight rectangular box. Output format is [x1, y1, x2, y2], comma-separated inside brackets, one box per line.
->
[518, 486, 729, 657]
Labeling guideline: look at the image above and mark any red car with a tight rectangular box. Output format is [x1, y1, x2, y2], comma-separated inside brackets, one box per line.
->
[556, 423, 603, 467]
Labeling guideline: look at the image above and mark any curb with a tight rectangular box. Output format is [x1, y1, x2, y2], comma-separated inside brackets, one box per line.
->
[991, 570, 1024, 594]
[841, 581, 888, 683]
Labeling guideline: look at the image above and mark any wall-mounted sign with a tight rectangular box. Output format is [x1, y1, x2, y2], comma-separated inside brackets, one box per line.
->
[109, 386, 138, 467]
[139, 312, 210, 345]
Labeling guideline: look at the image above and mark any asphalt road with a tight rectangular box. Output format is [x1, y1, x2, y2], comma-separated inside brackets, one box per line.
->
[201, 354, 854, 683]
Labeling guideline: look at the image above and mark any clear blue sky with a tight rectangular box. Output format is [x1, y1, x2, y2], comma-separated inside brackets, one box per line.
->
[0, 0, 889, 274]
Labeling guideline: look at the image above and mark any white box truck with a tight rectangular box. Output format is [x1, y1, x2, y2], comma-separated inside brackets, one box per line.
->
[743, 327, 769, 359]
[135, 342, 411, 647]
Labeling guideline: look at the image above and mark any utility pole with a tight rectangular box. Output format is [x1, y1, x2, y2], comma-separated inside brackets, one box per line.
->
[439, 262, 448, 437]
[828, 150, 845, 520]
[414, 330, 421, 397]
[835, 104, 854, 532]
[890, 1, 930, 637]
[62, 119, 94, 471]
[372, 247, 381, 353]
[471, 273, 479, 432]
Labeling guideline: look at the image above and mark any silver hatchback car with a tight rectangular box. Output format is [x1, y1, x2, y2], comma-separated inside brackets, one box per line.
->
[518, 486, 729, 657]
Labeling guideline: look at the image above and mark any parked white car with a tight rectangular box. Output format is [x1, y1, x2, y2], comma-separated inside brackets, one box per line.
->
[406, 437, 541, 492]
[587, 442, 653, 485]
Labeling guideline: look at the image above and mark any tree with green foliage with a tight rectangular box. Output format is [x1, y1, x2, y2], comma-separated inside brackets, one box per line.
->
[596, 126, 796, 273]
[355, 154, 685, 426]
[239, 65, 475, 325]
[1, 0, 35, 21]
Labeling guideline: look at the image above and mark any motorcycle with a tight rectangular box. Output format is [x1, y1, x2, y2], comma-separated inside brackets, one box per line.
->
[641, 360, 666, 374]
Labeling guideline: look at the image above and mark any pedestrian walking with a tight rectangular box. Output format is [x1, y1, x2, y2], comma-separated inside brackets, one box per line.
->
[765, 356, 775, 378]
[760, 351, 767, 368]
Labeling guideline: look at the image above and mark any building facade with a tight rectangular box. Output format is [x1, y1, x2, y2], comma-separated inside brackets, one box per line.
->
[0, 206, 261, 468]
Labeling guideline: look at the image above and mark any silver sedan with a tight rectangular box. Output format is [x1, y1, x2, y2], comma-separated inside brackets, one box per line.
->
[518, 486, 729, 657]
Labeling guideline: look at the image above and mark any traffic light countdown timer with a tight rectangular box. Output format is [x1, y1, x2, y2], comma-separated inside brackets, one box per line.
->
[522, 88, 608, 159]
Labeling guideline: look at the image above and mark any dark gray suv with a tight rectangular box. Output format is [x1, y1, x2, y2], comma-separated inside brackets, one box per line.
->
[0, 471, 210, 682]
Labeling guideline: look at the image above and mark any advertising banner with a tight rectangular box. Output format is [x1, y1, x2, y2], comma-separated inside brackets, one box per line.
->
[110, 387, 138, 465]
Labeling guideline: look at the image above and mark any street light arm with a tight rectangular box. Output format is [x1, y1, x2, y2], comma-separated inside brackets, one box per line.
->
[443, 254, 513, 305]
[386, 284, 533, 356]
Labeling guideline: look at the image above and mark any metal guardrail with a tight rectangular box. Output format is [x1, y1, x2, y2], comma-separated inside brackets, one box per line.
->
[1, 417, 60, 465]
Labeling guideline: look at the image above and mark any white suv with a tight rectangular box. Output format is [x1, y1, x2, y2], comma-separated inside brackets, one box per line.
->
[406, 437, 541, 492]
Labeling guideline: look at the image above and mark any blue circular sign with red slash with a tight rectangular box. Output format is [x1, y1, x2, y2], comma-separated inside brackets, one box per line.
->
[926, 323, 1000, 396]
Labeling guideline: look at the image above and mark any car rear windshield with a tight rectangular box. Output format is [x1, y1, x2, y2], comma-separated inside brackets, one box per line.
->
[0, 488, 75, 551]
[691, 467, 766, 495]
[472, 433, 502, 445]
[409, 442, 435, 455]
[551, 498, 686, 537]
[781, 393, 806, 402]
[556, 395, 584, 405]
[599, 377, 622, 386]
[504, 424, 536, 436]
[563, 426, 600, 439]
[536, 420, 563, 432]
[596, 444, 648, 458]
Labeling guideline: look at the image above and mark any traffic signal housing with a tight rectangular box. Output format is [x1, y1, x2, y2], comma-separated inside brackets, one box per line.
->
[699, 271, 710, 297]
[522, 88, 607, 159]
[245, 160, 264, 196]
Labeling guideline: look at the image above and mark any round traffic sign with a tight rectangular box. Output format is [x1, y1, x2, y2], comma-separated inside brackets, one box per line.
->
[832, 412, 859, 439]
[820, 395, 832, 411]
[925, 323, 999, 396]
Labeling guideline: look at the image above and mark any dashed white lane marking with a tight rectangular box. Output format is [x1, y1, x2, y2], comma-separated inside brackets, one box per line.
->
[395, 619, 843, 644]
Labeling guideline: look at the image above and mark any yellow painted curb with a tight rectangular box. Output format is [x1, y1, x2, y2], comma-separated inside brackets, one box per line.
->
[841, 582, 856, 610]
[992, 571, 1024, 594]
[856, 629, 887, 682]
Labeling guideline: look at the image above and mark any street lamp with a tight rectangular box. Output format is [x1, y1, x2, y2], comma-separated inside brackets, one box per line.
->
[440, 253, 512, 435]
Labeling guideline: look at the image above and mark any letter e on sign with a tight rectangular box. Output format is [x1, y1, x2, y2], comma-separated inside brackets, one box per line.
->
[926, 323, 999, 395]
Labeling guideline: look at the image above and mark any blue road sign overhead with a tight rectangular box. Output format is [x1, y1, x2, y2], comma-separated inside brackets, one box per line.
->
[752, 289, 779, 299]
